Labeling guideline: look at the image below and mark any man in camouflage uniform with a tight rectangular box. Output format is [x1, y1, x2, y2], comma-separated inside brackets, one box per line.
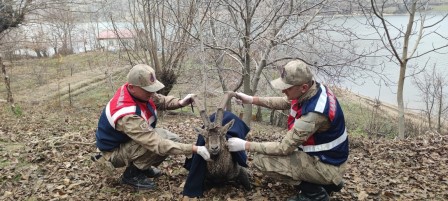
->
[95, 64, 211, 190]
[228, 60, 348, 201]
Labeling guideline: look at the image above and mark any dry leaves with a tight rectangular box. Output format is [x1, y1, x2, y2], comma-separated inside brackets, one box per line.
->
[0, 104, 448, 200]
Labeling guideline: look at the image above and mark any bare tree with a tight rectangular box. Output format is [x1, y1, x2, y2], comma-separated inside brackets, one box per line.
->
[1, 0, 32, 108]
[19, 0, 106, 56]
[105, 0, 200, 95]
[44, 5, 78, 55]
[413, 65, 448, 133]
[434, 74, 448, 133]
[25, 24, 50, 57]
[359, 0, 448, 138]
[187, 0, 374, 125]
[413, 66, 437, 129]
[0, 0, 32, 35]
[1, 0, 106, 107]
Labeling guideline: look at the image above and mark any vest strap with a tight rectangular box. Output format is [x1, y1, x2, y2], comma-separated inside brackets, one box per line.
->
[106, 101, 137, 129]
[299, 129, 347, 152]
[146, 103, 157, 128]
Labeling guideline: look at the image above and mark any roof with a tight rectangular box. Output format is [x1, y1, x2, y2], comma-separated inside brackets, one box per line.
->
[97, 30, 135, 39]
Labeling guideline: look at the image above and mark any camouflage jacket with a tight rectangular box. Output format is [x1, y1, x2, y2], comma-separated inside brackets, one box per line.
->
[249, 83, 332, 155]
[96, 85, 193, 155]
[115, 93, 193, 155]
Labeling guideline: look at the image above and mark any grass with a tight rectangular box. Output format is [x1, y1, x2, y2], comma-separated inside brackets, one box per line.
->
[338, 96, 399, 138]
[0, 142, 27, 170]
[61, 67, 127, 109]
[431, 5, 448, 11]
[11, 105, 23, 116]
[0, 104, 22, 117]
[2, 51, 431, 139]
[67, 83, 116, 110]
[0, 51, 125, 95]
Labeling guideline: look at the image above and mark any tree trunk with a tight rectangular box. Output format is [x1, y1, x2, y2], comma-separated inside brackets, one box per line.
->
[437, 84, 443, 133]
[242, 1, 253, 125]
[1, 57, 14, 103]
[396, 1, 417, 139]
[255, 105, 263, 121]
[242, 58, 252, 125]
[35, 50, 43, 58]
[397, 63, 406, 139]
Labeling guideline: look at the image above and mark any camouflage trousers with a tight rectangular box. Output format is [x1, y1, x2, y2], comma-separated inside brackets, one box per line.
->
[102, 128, 179, 170]
[252, 151, 346, 185]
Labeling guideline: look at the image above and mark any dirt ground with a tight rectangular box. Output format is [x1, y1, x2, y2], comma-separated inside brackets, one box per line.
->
[1, 60, 447, 200]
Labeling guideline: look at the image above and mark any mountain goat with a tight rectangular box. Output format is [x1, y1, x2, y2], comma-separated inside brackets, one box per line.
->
[184, 92, 251, 196]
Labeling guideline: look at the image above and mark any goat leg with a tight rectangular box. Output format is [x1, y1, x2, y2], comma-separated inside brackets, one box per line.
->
[238, 167, 252, 191]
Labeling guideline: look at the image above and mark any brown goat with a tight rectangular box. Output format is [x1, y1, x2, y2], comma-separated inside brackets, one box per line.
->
[192, 92, 251, 190]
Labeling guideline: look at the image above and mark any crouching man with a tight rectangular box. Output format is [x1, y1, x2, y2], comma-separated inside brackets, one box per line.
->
[95, 64, 210, 190]
[228, 60, 348, 201]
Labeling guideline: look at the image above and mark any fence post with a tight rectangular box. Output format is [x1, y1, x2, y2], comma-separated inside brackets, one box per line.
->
[69, 83, 72, 106]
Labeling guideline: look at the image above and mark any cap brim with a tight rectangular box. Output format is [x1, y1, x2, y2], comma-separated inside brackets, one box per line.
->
[271, 78, 293, 90]
[141, 80, 165, 92]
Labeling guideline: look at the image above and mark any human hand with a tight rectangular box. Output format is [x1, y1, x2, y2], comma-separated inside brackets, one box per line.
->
[196, 146, 211, 161]
[227, 137, 247, 152]
[235, 92, 253, 104]
[179, 94, 196, 106]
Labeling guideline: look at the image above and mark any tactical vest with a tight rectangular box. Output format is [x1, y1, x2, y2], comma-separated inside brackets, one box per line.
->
[95, 83, 157, 151]
[287, 83, 348, 165]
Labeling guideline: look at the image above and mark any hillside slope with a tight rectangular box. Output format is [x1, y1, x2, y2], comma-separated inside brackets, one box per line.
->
[1, 55, 447, 200]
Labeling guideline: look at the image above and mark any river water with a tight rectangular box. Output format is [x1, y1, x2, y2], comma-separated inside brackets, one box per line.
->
[333, 13, 448, 110]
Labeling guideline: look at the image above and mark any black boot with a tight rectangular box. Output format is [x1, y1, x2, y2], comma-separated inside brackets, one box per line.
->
[142, 167, 162, 178]
[287, 181, 329, 201]
[121, 164, 157, 190]
[322, 181, 344, 195]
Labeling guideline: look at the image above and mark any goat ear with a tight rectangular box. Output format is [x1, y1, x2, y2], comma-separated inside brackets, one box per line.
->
[220, 119, 235, 133]
[194, 127, 206, 135]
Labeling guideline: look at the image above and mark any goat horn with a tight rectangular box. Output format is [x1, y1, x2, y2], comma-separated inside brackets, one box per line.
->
[192, 95, 211, 129]
[215, 91, 237, 127]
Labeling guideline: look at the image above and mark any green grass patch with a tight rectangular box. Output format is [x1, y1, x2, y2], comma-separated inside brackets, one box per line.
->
[0, 104, 23, 116]
[11, 104, 23, 116]
[431, 5, 448, 11]
[339, 100, 398, 138]
[2, 51, 126, 94]
[67, 70, 128, 108]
